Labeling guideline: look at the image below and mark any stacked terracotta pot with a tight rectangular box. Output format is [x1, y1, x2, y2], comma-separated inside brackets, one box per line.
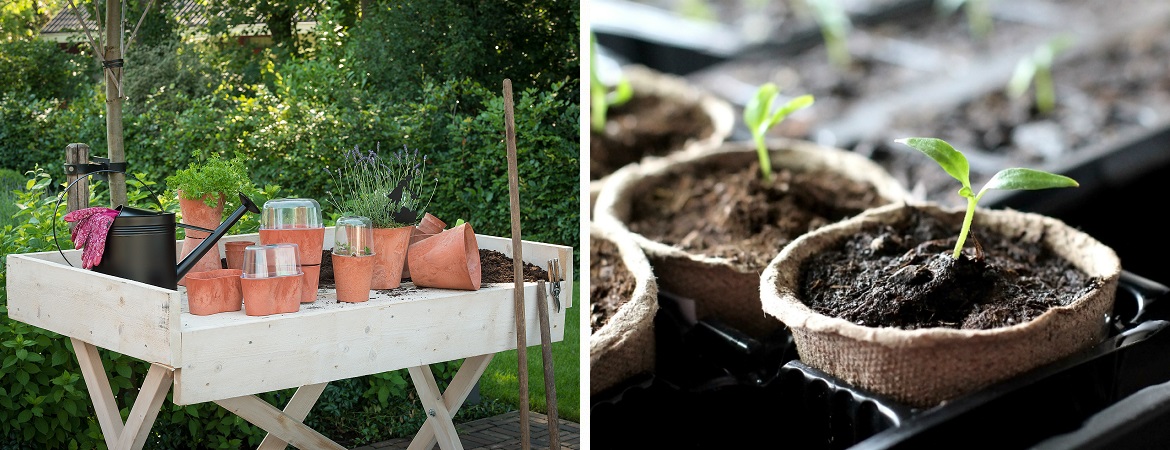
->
[258, 198, 325, 304]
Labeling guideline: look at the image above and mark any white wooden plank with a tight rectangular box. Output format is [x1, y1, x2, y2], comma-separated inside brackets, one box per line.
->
[72, 338, 124, 448]
[409, 365, 464, 450]
[115, 364, 173, 450]
[256, 382, 328, 450]
[7, 253, 181, 365]
[173, 283, 565, 405]
[215, 395, 345, 450]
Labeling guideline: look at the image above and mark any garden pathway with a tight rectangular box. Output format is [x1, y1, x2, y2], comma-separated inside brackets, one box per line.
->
[356, 411, 580, 450]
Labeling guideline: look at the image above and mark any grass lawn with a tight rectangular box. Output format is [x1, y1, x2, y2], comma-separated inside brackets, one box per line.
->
[477, 281, 580, 422]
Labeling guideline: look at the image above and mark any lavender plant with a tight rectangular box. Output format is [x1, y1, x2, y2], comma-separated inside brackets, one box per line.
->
[327, 144, 438, 228]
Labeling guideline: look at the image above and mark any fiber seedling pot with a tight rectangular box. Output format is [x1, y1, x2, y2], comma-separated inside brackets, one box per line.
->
[185, 269, 243, 316]
[760, 202, 1122, 407]
[594, 138, 911, 338]
[590, 221, 659, 397]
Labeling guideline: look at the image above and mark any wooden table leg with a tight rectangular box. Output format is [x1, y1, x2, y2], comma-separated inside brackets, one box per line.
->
[72, 338, 173, 450]
[215, 393, 345, 450]
[257, 382, 329, 450]
[407, 354, 495, 450]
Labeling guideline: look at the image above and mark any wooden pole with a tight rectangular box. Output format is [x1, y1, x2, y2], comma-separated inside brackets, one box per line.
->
[65, 143, 91, 219]
[503, 79, 530, 450]
[104, 0, 126, 208]
[536, 280, 561, 449]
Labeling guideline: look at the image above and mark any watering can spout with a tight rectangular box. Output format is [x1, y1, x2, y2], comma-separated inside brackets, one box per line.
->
[176, 192, 262, 281]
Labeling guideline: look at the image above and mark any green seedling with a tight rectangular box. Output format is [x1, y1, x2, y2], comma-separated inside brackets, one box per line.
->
[895, 137, 1078, 260]
[804, 0, 853, 69]
[590, 31, 633, 132]
[936, 0, 993, 40]
[1007, 35, 1075, 115]
[743, 83, 815, 181]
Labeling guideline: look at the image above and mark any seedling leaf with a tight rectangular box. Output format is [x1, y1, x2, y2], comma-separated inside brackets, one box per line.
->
[744, 84, 815, 181]
[983, 168, 1078, 193]
[894, 137, 971, 190]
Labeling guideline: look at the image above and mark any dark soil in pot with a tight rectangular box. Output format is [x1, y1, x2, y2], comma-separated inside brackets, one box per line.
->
[318, 248, 549, 289]
[800, 206, 1103, 329]
[626, 160, 890, 272]
[590, 94, 716, 180]
[590, 237, 637, 333]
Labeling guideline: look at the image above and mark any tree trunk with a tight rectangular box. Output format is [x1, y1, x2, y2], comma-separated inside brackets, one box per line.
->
[105, 0, 126, 208]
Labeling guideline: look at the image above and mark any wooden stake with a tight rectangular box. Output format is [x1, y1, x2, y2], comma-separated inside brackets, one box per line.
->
[536, 280, 561, 449]
[104, 0, 126, 208]
[503, 78, 530, 450]
[65, 143, 91, 223]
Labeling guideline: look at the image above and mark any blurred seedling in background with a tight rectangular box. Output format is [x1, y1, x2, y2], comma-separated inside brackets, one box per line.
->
[804, 0, 853, 69]
[1008, 35, 1076, 115]
[895, 137, 1078, 260]
[743, 83, 815, 181]
[590, 31, 633, 132]
[936, 0, 994, 40]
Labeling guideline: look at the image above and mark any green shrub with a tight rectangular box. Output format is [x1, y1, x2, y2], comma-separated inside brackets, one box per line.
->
[0, 38, 96, 101]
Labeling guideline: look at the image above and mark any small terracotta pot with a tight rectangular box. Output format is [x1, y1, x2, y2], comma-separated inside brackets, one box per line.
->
[332, 254, 375, 303]
[407, 223, 481, 291]
[371, 226, 413, 289]
[224, 241, 255, 270]
[300, 264, 321, 303]
[185, 269, 243, 316]
[241, 274, 302, 316]
[259, 228, 325, 265]
[178, 191, 226, 239]
[404, 215, 446, 280]
[178, 236, 224, 286]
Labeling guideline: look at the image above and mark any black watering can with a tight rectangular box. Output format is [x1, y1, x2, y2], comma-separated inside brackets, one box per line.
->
[55, 169, 261, 290]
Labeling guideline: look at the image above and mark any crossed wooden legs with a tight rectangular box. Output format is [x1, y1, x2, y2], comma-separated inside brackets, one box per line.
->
[73, 336, 493, 450]
[72, 338, 173, 450]
[407, 354, 496, 450]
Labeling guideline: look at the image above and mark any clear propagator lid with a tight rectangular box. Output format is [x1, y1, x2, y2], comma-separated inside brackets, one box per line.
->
[241, 243, 303, 279]
[333, 215, 375, 256]
[260, 198, 323, 229]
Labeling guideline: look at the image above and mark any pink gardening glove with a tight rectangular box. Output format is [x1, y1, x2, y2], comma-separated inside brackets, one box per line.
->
[64, 207, 119, 269]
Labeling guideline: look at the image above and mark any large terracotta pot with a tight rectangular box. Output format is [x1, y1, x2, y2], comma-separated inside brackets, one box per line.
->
[404, 213, 447, 279]
[407, 223, 481, 291]
[333, 254, 375, 303]
[241, 274, 302, 316]
[177, 191, 226, 239]
[370, 226, 413, 289]
[185, 269, 243, 316]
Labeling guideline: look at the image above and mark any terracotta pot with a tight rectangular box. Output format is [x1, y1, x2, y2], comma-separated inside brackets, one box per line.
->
[224, 241, 255, 270]
[241, 274, 302, 316]
[178, 236, 224, 286]
[259, 228, 325, 265]
[300, 264, 321, 303]
[370, 226, 412, 289]
[332, 254, 375, 303]
[760, 203, 1122, 407]
[403, 214, 446, 280]
[407, 223, 481, 291]
[178, 191, 226, 239]
[185, 269, 243, 316]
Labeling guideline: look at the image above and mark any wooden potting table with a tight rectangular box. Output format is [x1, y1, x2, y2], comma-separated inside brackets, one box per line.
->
[5, 231, 573, 450]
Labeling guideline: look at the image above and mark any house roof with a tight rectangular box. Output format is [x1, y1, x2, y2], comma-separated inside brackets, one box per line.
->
[40, 1, 316, 36]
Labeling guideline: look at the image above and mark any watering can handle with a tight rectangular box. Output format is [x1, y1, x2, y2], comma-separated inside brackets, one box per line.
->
[51, 169, 163, 268]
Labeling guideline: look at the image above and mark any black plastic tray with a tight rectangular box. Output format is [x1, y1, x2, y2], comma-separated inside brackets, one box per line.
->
[591, 271, 1170, 449]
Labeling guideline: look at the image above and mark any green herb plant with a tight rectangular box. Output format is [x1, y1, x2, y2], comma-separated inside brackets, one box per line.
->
[1007, 35, 1074, 115]
[743, 83, 815, 181]
[804, 0, 853, 69]
[589, 31, 633, 132]
[896, 137, 1078, 260]
[165, 153, 257, 207]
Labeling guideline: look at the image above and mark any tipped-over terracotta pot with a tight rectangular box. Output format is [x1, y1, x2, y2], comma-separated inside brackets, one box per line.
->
[404, 213, 447, 279]
[185, 269, 243, 316]
[242, 274, 302, 316]
[178, 236, 225, 286]
[370, 226, 412, 289]
[224, 240, 255, 270]
[408, 223, 481, 291]
[333, 254, 375, 303]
